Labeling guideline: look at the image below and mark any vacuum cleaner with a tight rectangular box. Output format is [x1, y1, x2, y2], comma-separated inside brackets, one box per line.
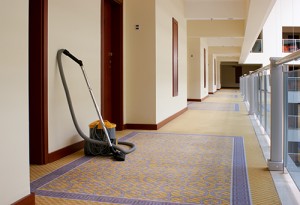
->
[57, 49, 136, 161]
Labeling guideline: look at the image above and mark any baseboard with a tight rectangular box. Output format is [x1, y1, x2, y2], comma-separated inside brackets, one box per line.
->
[125, 124, 158, 130]
[188, 95, 209, 102]
[221, 87, 239, 89]
[157, 107, 188, 129]
[125, 107, 188, 130]
[11, 193, 35, 205]
[47, 140, 84, 163]
[187, 99, 202, 102]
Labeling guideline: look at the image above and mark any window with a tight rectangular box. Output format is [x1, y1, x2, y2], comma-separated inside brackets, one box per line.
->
[251, 31, 263, 53]
[282, 27, 300, 53]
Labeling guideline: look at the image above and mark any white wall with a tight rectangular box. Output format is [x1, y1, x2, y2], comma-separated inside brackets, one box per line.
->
[245, 0, 300, 65]
[124, 0, 156, 124]
[156, 0, 187, 123]
[188, 38, 201, 99]
[48, 0, 101, 152]
[0, 0, 30, 204]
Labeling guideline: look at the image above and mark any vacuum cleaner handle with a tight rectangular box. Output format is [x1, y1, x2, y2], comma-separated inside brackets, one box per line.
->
[63, 49, 83, 66]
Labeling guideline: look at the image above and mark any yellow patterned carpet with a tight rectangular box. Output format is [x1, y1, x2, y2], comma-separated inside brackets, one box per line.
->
[31, 89, 281, 204]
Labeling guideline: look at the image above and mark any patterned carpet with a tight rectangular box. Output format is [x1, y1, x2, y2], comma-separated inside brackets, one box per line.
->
[31, 89, 281, 204]
[31, 132, 251, 205]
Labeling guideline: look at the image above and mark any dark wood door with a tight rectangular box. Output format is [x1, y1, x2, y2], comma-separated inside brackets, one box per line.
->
[29, 0, 48, 165]
[101, 0, 124, 130]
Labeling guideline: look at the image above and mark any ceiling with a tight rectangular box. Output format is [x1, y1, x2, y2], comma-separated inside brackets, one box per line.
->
[184, 0, 277, 63]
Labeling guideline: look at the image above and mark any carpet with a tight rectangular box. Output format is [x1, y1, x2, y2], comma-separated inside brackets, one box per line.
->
[188, 102, 240, 112]
[31, 132, 251, 205]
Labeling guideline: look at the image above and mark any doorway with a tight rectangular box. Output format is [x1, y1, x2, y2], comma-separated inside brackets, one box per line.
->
[101, 0, 124, 130]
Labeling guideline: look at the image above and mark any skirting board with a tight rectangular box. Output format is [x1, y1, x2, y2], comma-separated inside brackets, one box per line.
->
[125, 107, 188, 130]
[188, 95, 209, 102]
[47, 140, 84, 163]
[11, 193, 35, 205]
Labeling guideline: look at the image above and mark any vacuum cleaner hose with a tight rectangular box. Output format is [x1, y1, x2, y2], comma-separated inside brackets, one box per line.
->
[57, 49, 136, 155]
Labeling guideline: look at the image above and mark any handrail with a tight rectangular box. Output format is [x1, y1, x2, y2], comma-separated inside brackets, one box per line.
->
[251, 65, 270, 74]
[241, 50, 300, 78]
[275, 49, 300, 65]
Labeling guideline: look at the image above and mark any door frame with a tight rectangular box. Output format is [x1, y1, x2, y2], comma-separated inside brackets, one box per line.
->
[29, 0, 48, 165]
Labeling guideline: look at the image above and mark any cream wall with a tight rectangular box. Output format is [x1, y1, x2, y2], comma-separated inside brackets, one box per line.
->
[216, 59, 221, 89]
[209, 55, 217, 93]
[48, 0, 101, 152]
[188, 20, 245, 37]
[156, 0, 187, 123]
[188, 38, 201, 99]
[200, 38, 209, 99]
[124, 0, 156, 124]
[187, 20, 244, 99]
[185, 0, 245, 20]
[124, 0, 187, 124]
[0, 0, 30, 204]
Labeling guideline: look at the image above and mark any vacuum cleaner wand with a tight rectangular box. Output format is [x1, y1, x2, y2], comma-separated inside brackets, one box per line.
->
[60, 49, 128, 161]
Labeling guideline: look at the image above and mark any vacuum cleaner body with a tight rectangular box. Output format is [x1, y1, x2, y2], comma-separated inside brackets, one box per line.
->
[84, 120, 117, 156]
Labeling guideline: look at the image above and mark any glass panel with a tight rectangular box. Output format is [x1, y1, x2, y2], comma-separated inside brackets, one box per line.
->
[254, 75, 260, 117]
[266, 74, 271, 135]
[251, 39, 263, 53]
[260, 75, 265, 128]
[296, 39, 300, 51]
[285, 69, 300, 190]
[283, 39, 299, 53]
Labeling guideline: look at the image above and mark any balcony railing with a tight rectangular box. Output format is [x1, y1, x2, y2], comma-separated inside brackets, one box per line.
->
[240, 49, 300, 191]
[282, 39, 300, 53]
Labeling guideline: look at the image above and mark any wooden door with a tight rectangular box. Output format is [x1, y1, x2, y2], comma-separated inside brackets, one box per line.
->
[101, 0, 124, 130]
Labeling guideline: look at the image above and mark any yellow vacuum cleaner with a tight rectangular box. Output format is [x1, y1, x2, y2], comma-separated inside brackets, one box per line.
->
[57, 49, 135, 161]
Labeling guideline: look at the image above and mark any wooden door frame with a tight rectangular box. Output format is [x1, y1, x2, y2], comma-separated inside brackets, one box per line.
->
[101, 0, 124, 130]
[29, 0, 49, 164]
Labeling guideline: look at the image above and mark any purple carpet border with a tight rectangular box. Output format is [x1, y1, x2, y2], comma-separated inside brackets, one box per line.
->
[232, 137, 252, 205]
[35, 190, 196, 205]
[30, 156, 93, 192]
[31, 132, 251, 205]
